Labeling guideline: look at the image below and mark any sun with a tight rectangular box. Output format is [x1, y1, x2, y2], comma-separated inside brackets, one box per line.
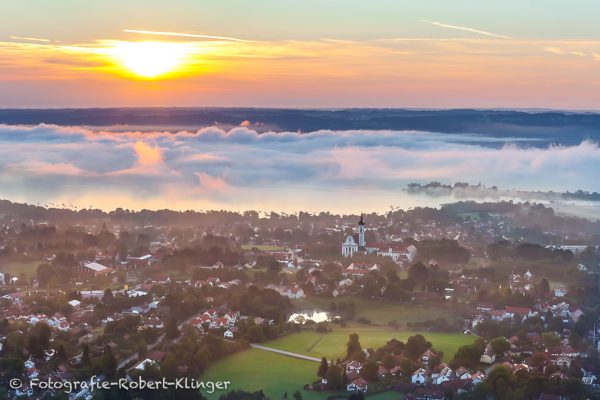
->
[109, 41, 191, 78]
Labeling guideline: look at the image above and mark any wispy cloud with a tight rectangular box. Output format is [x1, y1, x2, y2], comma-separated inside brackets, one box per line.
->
[123, 29, 253, 43]
[9, 35, 51, 43]
[421, 19, 512, 40]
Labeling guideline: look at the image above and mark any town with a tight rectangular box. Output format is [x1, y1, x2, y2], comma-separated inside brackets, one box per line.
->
[0, 196, 599, 400]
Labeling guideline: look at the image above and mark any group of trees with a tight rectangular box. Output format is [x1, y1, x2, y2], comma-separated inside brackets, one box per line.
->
[416, 238, 471, 265]
[487, 240, 574, 262]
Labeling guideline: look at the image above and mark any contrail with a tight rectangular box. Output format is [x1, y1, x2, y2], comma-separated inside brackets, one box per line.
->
[123, 29, 252, 42]
[9, 35, 51, 43]
[421, 19, 512, 40]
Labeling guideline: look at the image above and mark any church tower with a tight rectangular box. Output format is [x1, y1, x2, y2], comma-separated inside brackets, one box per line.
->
[358, 214, 366, 247]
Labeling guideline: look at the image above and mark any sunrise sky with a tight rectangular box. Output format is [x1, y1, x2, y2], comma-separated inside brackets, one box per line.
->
[3, 0, 600, 108]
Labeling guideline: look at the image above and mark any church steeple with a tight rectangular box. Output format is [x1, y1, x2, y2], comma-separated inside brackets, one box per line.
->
[358, 214, 366, 247]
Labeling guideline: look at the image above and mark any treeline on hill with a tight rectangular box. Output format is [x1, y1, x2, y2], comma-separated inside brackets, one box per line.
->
[415, 238, 471, 265]
[162, 235, 244, 269]
[487, 240, 574, 262]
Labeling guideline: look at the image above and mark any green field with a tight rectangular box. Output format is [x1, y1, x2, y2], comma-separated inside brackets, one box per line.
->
[202, 348, 404, 400]
[0, 260, 40, 279]
[265, 328, 473, 362]
[293, 296, 462, 326]
[202, 328, 473, 399]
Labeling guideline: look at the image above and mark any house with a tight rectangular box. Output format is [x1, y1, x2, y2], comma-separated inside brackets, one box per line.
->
[346, 360, 363, 374]
[455, 367, 472, 380]
[582, 372, 597, 385]
[549, 372, 568, 382]
[377, 365, 390, 379]
[421, 349, 437, 365]
[67, 299, 81, 308]
[134, 359, 156, 371]
[480, 344, 496, 364]
[126, 254, 153, 267]
[80, 290, 104, 299]
[224, 329, 234, 339]
[554, 287, 567, 298]
[577, 263, 588, 271]
[15, 385, 33, 398]
[81, 262, 113, 276]
[346, 377, 368, 393]
[471, 371, 485, 384]
[286, 286, 305, 299]
[411, 368, 428, 385]
[431, 366, 453, 384]
[476, 303, 494, 313]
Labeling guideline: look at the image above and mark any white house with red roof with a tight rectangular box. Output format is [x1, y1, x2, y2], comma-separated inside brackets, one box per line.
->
[346, 377, 368, 393]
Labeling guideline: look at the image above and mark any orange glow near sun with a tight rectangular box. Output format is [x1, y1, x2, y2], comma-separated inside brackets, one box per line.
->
[108, 41, 192, 78]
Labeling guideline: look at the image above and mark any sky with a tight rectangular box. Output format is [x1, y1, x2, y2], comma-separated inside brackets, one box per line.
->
[2, 0, 600, 108]
[2, 1, 600, 215]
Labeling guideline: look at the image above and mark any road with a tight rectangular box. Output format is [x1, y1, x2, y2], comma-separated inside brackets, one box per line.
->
[250, 343, 321, 362]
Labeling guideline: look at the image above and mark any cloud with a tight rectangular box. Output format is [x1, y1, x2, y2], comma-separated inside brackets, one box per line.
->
[123, 29, 253, 43]
[421, 19, 513, 40]
[9, 35, 51, 43]
[0, 124, 598, 213]
[133, 141, 163, 167]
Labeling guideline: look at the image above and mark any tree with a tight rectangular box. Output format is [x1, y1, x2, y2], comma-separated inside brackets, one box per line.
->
[137, 338, 147, 358]
[541, 332, 561, 347]
[165, 315, 180, 339]
[407, 261, 429, 287]
[490, 337, 510, 358]
[537, 278, 550, 296]
[82, 344, 91, 366]
[56, 344, 68, 361]
[325, 365, 343, 390]
[102, 288, 113, 303]
[531, 352, 546, 371]
[485, 365, 514, 396]
[161, 353, 179, 378]
[404, 334, 432, 359]
[244, 325, 266, 342]
[100, 347, 117, 379]
[317, 357, 328, 377]
[27, 323, 52, 358]
[451, 343, 484, 369]
[361, 360, 378, 381]
[346, 333, 362, 359]
[381, 354, 396, 369]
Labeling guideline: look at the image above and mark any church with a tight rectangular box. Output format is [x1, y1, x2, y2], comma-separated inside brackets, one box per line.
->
[341, 215, 418, 266]
[341, 215, 366, 257]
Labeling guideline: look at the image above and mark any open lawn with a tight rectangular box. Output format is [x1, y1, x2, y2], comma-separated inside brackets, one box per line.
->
[203, 296, 470, 398]
[0, 260, 40, 280]
[202, 348, 404, 400]
[293, 296, 462, 326]
[265, 328, 474, 362]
